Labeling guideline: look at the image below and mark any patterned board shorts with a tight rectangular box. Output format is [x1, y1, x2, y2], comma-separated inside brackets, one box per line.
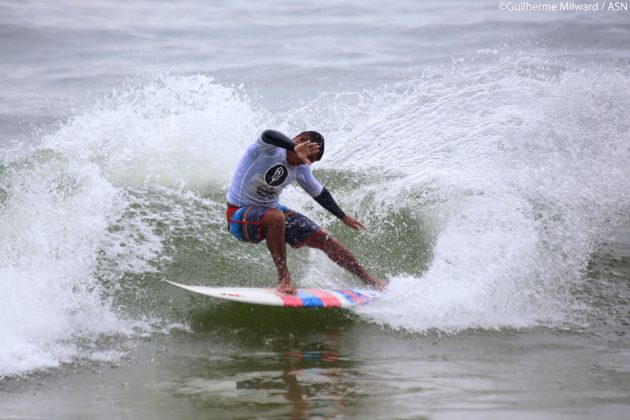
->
[226, 204, 324, 248]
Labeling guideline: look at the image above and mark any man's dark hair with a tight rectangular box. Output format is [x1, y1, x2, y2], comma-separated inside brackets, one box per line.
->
[300, 131, 325, 161]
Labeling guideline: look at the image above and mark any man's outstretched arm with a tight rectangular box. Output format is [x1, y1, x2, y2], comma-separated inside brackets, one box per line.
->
[313, 188, 345, 219]
[313, 188, 366, 231]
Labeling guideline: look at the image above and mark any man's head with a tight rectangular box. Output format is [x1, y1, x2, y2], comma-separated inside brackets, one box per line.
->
[294, 131, 325, 162]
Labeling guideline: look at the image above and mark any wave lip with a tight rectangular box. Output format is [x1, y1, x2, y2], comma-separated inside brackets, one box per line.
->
[0, 75, 265, 377]
[311, 55, 630, 333]
[0, 153, 130, 376]
[2, 53, 630, 374]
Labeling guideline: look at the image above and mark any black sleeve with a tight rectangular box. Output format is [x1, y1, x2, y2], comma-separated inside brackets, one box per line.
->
[261, 129, 295, 151]
[313, 188, 346, 219]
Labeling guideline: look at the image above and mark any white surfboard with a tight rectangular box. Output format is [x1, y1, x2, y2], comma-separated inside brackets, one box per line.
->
[166, 280, 380, 308]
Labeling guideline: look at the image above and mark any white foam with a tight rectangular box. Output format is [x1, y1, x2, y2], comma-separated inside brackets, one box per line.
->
[0, 75, 264, 376]
[2, 57, 628, 377]
[282, 53, 630, 332]
[42, 75, 263, 189]
[0, 156, 133, 376]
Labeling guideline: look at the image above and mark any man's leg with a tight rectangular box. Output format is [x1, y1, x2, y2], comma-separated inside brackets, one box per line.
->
[260, 209, 296, 294]
[304, 233, 384, 290]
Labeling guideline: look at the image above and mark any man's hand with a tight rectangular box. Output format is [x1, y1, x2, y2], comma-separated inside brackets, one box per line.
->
[342, 215, 366, 231]
[294, 141, 319, 165]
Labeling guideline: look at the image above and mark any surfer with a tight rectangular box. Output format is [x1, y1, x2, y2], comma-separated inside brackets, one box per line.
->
[226, 129, 385, 294]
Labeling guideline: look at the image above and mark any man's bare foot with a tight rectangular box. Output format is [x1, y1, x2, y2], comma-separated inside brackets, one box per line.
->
[365, 276, 386, 291]
[277, 277, 297, 295]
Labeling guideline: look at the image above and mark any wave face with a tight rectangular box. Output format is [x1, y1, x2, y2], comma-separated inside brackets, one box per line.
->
[1, 51, 629, 376]
[0, 76, 262, 376]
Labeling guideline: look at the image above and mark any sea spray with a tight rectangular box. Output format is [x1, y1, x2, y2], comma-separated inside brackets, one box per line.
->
[282, 55, 630, 332]
[0, 76, 264, 376]
[1, 53, 628, 376]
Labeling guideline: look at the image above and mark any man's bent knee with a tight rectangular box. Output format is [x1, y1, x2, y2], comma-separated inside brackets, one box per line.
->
[262, 208, 285, 228]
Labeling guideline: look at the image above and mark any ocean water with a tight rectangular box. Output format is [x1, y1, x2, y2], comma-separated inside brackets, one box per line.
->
[1, 0, 629, 418]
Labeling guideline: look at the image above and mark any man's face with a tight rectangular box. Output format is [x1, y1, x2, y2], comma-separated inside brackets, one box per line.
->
[293, 134, 320, 162]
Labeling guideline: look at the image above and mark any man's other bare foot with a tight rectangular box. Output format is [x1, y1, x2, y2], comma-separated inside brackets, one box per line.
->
[277, 277, 297, 295]
[365, 276, 387, 291]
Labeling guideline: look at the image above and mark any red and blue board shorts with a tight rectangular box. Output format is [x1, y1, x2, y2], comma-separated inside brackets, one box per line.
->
[226, 204, 324, 248]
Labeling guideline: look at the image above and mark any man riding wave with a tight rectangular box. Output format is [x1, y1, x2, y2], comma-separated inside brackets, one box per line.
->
[226, 129, 385, 294]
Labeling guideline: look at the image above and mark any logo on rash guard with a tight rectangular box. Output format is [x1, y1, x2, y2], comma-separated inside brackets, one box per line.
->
[264, 165, 288, 186]
[256, 186, 276, 199]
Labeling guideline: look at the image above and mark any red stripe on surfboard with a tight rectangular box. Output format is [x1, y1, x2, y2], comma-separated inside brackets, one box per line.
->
[308, 289, 342, 308]
[272, 290, 304, 307]
[339, 289, 366, 303]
